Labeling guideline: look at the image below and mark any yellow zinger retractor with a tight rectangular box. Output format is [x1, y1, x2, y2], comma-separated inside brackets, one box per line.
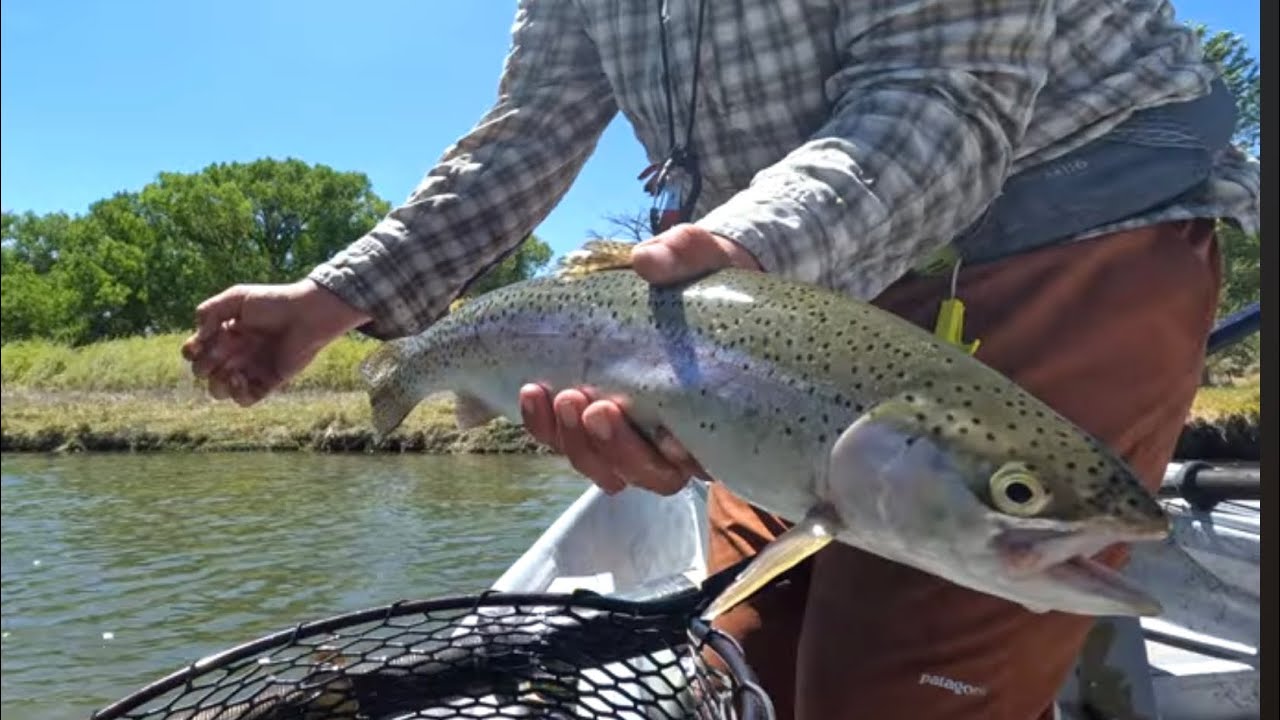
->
[933, 256, 980, 355]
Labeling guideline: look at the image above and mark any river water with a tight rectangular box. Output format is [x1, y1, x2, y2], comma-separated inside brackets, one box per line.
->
[0, 452, 587, 720]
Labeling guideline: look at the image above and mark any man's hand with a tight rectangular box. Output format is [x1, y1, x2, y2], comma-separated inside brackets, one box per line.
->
[520, 224, 762, 496]
[180, 279, 371, 407]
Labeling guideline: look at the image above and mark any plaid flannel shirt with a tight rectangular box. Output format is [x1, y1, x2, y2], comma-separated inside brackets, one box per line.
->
[310, 0, 1260, 340]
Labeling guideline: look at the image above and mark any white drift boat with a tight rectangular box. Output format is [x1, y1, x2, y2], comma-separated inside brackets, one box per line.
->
[490, 462, 1260, 719]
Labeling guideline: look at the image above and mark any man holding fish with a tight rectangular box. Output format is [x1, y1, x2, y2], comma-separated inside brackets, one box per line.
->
[182, 1, 1257, 718]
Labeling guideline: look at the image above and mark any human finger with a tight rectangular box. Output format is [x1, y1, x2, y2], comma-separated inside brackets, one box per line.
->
[519, 384, 559, 449]
[190, 324, 254, 379]
[184, 286, 249, 362]
[553, 391, 627, 495]
[580, 401, 688, 496]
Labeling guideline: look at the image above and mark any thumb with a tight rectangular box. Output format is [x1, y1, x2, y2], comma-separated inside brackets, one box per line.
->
[631, 225, 761, 285]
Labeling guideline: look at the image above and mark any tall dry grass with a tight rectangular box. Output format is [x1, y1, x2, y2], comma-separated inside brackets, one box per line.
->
[1, 333, 379, 392]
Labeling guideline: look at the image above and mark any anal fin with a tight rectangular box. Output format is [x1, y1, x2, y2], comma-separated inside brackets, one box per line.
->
[455, 392, 500, 429]
[700, 504, 842, 622]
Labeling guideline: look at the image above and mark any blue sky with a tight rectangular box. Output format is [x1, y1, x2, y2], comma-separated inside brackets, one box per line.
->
[0, 0, 1259, 262]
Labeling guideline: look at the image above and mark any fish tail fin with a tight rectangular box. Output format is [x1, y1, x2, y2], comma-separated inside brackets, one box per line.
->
[360, 340, 423, 437]
[556, 239, 638, 277]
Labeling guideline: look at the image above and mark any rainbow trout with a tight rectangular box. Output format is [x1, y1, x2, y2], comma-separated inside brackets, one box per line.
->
[362, 242, 1169, 618]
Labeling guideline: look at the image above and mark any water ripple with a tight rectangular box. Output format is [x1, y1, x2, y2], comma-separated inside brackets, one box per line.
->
[1, 452, 583, 720]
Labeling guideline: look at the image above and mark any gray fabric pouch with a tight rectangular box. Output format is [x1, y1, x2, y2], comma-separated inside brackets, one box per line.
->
[950, 77, 1238, 265]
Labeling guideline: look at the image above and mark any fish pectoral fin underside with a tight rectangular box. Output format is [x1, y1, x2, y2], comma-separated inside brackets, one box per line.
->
[700, 504, 842, 622]
[454, 392, 501, 429]
[555, 239, 638, 277]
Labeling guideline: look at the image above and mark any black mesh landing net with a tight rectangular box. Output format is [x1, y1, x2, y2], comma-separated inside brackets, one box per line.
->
[90, 590, 772, 720]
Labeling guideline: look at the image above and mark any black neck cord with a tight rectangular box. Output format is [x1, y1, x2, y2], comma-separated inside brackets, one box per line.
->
[656, 0, 708, 160]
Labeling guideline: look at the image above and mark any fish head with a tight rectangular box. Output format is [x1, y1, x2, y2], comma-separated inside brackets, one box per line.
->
[825, 387, 1169, 617]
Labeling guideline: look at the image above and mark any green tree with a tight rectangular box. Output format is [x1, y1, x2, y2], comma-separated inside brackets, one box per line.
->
[1, 250, 77, 342]
[2, 211, 79, 341]
[2, 210, 74, 273]
[1, 159, 394, 344]
[1189, 25, 1261, 381]
[198, 158, 390, 280]
[137, 158, 390, 283]
[1193, 25, 1260, 155]
[2, 159, 560, 343]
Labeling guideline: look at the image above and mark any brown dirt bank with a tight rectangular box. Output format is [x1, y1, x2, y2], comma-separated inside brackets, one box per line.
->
[0, 390, 1258, 460]
[0, 390, 545, 455]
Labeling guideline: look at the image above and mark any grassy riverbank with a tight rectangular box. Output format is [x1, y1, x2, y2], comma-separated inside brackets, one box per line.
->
[1, 333, 543, 453]
[1, 334, 1261, 457]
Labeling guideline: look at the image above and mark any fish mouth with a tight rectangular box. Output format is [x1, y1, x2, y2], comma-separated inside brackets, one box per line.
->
[991, 520, 1169, 616]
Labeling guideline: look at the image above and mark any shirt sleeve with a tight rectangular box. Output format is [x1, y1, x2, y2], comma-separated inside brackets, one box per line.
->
[308, 0, 618, 340]
[695, 0, 1054, 300]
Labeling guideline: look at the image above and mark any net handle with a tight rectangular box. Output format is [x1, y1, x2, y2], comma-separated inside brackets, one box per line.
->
[691, 618, 777, 720]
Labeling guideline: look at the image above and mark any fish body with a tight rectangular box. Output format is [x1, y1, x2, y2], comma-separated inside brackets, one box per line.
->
[362, 246, 1169, 618]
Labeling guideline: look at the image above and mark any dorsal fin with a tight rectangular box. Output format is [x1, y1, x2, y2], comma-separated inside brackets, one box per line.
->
[555, 239, 638, 277]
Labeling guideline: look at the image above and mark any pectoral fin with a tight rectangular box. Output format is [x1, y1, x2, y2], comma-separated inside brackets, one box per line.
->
[700, 505, 842, 622]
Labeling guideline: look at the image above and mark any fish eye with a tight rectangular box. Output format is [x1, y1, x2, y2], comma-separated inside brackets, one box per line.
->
[990, 462, 1049, 516]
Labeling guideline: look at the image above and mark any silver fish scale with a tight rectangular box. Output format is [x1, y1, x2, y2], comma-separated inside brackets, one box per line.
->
[383, 268, 1163, 529]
